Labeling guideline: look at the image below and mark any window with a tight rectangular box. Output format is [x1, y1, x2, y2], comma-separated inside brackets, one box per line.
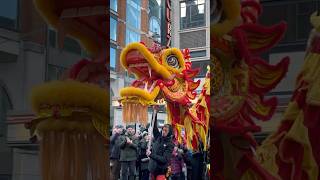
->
[0, 87, 10, 113]
[110, 47, 116, 70]
[0, 82, 13, 138]
[180, 0, 205, 29]
[190, 50, 206, 58]
[296, 2, 315, 40]
[260, 1, 316, 44]
[126, 0, 141, 45]
[48, 29, 83, 55]
[149, 17, 161, 42]
[49, 30, 56, 47]
[0, 0, 18, 29]
[110, 17, 117, 41]
[149, 0, 161, 19]
[126, 0, 141, 29]
[0, 51, 18, 63]
[149, 0, 162, 43]
[110, 0, 118, 12]
[63, 37, 82, 55]
[47, 65, 66, 81]
[191, 60, 209, 77]
[126, 29, 140, 44]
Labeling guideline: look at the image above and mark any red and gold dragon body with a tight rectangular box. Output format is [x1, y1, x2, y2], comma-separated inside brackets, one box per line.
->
[119, 42, 210, 151]
[212, 0, 320, 179]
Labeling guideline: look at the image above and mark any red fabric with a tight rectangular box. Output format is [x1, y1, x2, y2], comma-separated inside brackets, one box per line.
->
[68, 59, 90, 79]
[308, 126, 320, 172]
[53, 0, 107, 38]
[304, 105, 320, 127]
[276, 138, 306, 180]
[245, 96, 278, 121]
[191, 134, 198, 150]
[241, 0, 262, 15]
[248, 57, 290, 95]
[232, 22, 287, 56]
[212, 130, 224, 177]
[310, 37, 320, 53]
[167, 102, 181, 125]
[151, 174, 166, 180]
[241, 11, 258, 23]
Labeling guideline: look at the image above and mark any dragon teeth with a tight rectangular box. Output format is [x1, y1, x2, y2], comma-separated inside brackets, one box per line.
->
[144, 81, 148, 91]
[148, 65, 152, 77]
[148, 81, 157, 92]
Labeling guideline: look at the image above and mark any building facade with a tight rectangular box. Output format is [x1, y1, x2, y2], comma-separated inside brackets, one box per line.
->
[171, 0, 210, 92]
[110, 0, 168, 127]
[0, 1, 87, 179]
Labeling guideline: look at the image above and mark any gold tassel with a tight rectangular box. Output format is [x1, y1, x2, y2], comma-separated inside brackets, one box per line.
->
[139, 105, 148, 125]
[39, 130, 107, 180]
[132, 103, 138, 123]
[122, 102, 149, 125]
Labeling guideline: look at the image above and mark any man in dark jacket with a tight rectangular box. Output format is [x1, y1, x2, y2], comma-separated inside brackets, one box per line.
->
[119, 125, 139, 180]
[110, 125, 123, 180]
[147, 113, 174, 180]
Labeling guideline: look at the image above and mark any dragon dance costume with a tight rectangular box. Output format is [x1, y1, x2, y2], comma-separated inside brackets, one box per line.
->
[212, 0, 320, 179]
[119, 42, 210, 152]
[26, 1, 108, 180]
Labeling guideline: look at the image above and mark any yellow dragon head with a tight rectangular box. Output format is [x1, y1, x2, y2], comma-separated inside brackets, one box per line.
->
[119, 42, 200, 125]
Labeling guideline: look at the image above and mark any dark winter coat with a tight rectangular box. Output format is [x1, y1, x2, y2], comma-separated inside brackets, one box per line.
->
[110, 133, 121, 159]
[139, 138, 149, 170]
[148, 115, 174, 175]
[118, 133, 139, 162]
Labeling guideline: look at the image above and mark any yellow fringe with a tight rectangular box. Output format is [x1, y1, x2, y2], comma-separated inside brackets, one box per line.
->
[31, 80, 108, 116]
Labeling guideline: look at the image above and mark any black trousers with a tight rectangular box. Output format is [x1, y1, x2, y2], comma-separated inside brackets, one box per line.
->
[172, 172, 185, 180]
[171, 173, 181, 180]
[140, 169, 149, 180]
[121, 161, 136, 180]
[111, 159, 121, 180]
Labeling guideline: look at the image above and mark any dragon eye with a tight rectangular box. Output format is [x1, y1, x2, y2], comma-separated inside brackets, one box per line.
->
[166, 55, 180, 69]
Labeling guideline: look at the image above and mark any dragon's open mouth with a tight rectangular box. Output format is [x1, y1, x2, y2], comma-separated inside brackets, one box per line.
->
[126, 50, 160, 95]
[33, 0, 107, 58]
[120, 42, 174, 103]
[119, 42, 193, 124]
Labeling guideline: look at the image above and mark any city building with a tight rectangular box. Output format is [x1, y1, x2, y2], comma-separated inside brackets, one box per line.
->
[171, 0, 210, 93]
[0, 1, 87, 179]
[110, 0, 168, 127]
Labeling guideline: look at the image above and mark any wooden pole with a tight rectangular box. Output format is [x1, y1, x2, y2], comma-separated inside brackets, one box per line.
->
[147, 107, 157, 151]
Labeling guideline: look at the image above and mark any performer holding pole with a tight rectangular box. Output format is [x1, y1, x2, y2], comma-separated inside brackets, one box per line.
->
[147, 105, 158, 152]
[146, 105, 174, 180]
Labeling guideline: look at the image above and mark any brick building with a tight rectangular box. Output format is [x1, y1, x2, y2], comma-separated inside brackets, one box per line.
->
[110, 0, 167, 127]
